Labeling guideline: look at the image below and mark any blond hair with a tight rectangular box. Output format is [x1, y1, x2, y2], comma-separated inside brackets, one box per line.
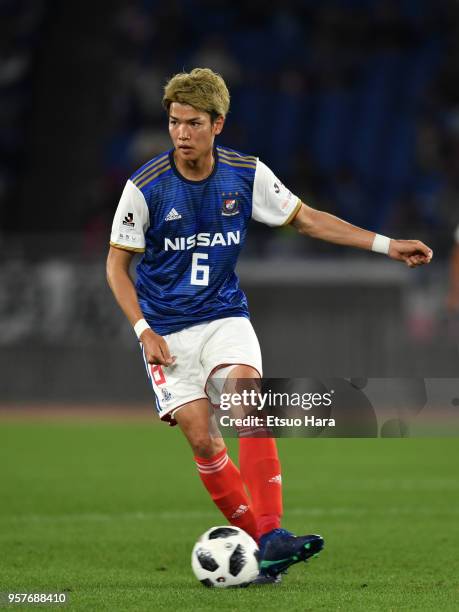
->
[162, 68, 230, 120]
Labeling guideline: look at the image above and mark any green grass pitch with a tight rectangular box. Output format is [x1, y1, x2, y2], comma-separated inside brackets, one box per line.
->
[0, 420, 458, 610]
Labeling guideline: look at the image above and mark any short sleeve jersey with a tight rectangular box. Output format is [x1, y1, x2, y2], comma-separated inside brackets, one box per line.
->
[110, 146, 301, 335]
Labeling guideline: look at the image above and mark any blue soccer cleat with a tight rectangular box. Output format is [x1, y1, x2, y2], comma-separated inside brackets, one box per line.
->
[251, 572, 283, 586]
[257, 529, 324, 578]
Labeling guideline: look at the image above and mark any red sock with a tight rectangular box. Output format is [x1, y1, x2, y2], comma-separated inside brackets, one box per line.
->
[195, 448, 257, 540]
[239, 437, 283, 539]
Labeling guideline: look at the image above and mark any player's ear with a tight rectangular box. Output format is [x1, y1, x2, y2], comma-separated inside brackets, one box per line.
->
[213, 115, 225, 136]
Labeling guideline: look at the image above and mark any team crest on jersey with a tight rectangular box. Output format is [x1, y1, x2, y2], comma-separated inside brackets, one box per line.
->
[221, 196, 239, 216]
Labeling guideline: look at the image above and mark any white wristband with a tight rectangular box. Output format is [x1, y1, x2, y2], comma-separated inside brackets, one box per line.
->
[134, 318, 150, 339]
[372, 234, 391, 255]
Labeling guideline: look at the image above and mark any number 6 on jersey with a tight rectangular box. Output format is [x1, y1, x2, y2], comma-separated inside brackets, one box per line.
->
[191, 252, 209, 286]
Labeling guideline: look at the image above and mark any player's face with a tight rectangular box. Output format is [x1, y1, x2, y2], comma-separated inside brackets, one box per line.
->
[168, 102, 224, 163]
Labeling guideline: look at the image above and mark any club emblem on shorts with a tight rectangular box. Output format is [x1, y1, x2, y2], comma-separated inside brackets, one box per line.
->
[221, 197, 239, 216]
[161, 387, 173, 402]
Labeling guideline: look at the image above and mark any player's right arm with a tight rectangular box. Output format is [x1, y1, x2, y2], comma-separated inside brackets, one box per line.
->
[106, 247, 175, 366]
[106, 180, 175, 367]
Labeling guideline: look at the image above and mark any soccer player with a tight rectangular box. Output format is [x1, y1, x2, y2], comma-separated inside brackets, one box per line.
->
[106, 68, 433, 583]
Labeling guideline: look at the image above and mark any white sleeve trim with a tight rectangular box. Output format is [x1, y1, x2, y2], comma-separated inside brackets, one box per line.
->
[251, 160, 301, 227]
[110, 180, 149, 252]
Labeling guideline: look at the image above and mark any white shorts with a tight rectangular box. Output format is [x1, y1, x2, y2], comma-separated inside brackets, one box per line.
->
[140, 316, 262, 425]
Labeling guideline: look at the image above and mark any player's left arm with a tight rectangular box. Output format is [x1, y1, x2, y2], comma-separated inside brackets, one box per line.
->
[290, 202, 433, 268]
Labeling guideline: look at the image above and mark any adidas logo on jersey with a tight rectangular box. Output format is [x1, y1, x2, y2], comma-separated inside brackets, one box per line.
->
[231, 504, 249, 519]
[165, 208, 182, 221]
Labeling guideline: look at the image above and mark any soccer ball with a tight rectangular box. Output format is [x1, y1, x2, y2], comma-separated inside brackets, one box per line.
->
[191, 526, 259, 588]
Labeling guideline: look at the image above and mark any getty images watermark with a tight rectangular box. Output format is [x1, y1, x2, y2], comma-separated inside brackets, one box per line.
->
[210, 378, 459, 438]
[219, 388, 336, 429]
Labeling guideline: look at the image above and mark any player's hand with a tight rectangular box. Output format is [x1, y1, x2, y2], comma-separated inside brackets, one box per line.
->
[388, 239, 433, 268]
[140, 328, 176, 366]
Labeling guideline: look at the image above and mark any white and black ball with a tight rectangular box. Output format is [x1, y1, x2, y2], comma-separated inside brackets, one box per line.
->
[191, 526, 259, 588]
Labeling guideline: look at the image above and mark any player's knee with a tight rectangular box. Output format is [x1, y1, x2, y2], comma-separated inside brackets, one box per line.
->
[192, 435, 225, 459]
[224, 365, 261, 400]
[229, 365, 260, 379]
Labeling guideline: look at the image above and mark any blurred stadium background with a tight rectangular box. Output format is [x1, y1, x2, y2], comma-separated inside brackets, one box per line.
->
[1, 0, 459, 405]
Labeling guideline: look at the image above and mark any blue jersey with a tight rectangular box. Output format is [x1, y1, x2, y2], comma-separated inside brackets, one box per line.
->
[110, 146, 301, 336]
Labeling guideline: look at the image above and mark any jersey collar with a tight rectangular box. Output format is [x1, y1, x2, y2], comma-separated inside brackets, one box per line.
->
[169, 147, 218, 185]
